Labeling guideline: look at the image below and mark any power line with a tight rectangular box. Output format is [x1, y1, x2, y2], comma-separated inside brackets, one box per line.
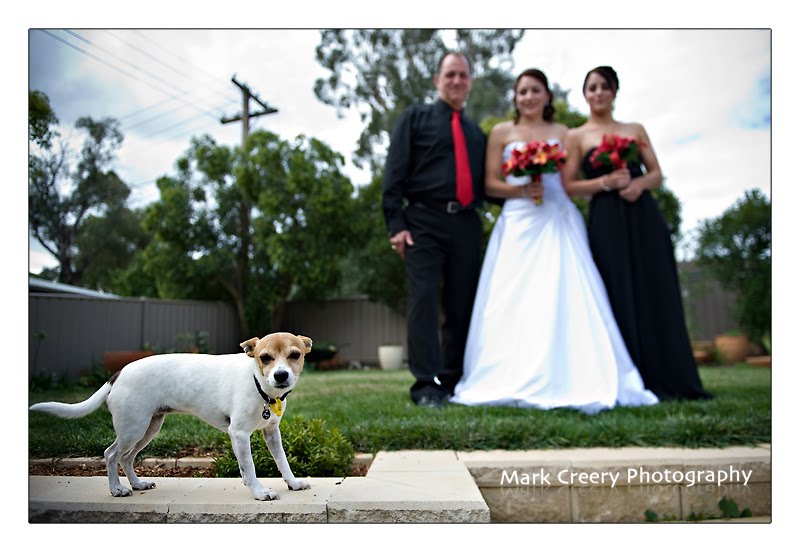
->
[130, 29, 221, 83]
[103, 29, 198, 83]
[102, 30, 240, 124]
[121, 114, 226, 157]
[41, 29, 235, 143]
[64, 29, 192, 96]
[39, 30, 177, 99]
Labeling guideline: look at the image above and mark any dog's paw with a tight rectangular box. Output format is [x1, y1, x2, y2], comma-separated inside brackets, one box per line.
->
[111, 485, 132, 497]
[252, 488, 280, 501]
[287, 478, 311, 491]
[132, 480, 156, 491]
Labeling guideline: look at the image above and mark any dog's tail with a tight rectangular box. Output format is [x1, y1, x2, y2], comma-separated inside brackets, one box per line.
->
[29, 382, 112, 419]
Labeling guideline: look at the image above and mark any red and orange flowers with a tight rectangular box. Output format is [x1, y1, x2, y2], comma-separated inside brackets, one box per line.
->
[589, 134, 643, 170]
[502, 141, 567, 204]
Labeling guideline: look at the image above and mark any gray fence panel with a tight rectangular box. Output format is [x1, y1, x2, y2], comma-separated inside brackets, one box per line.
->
[30, 267, 735, 383]
[29, 294, 241, 382]
[281, 297, 407, 365]
[678, 262, 739, 342]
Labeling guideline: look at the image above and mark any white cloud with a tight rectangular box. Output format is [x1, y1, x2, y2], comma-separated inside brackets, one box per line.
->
[511, 29, 770, 240]
[27, 27, 771, 271]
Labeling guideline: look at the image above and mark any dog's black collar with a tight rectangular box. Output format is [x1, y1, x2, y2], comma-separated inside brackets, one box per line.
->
[253, 375, 291, 420]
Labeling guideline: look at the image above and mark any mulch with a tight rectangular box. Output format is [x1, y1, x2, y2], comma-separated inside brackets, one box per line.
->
[29, 461, 369, 478]
[29, 463, 217, 478]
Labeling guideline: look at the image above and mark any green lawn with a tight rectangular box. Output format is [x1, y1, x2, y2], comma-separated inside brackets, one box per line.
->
[28, 365, 770, 458]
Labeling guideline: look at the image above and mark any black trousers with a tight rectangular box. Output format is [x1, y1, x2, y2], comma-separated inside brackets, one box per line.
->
[404, 202, 482, 403]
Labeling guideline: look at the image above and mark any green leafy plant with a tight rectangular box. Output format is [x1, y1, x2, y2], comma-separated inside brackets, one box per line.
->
[78, 363, 110, 388]
[761, 332, 771, 355]
[718, 497, 752, 519]
[212, 415, 355, 478]
[644, 509, 678, 522]
[28, 371, 65, 392]
[684, 497, 753, 522]
[695, 189, 770, 342]
[174, 331, 210, 353]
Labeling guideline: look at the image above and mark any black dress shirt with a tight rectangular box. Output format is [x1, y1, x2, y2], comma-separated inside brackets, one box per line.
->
[382, 98, 487, 236]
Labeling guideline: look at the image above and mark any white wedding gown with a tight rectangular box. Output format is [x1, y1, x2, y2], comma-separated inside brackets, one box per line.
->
[450, 140, 659, 413]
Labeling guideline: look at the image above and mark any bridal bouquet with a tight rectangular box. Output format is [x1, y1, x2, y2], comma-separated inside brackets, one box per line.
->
[589, 134, 642, 170]
[502, 140, 567, 205]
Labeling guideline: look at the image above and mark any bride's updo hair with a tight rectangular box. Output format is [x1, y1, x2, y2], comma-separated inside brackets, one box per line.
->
[583, 66, 619, 94]
[513, 68, 555, 124]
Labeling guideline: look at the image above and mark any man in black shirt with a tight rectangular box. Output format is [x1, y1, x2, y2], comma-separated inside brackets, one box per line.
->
[382, 52, 487, 407]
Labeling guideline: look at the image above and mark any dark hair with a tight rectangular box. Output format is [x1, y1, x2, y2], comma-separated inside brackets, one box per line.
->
[513, 68, 555, 124]
[583, 66, 619, 94]
[437, 51, 472, 76]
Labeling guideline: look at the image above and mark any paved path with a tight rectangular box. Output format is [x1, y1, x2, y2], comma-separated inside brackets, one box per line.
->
[29, 446, 771, 523]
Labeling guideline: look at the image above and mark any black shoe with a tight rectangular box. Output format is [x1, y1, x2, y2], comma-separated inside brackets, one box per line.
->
[415, 394, 450, 408]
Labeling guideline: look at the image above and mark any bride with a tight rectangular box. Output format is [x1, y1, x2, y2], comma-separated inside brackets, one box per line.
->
[450, 68, 658, 413]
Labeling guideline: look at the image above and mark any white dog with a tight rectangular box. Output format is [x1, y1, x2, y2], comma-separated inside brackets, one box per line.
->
[30, 332, 313, 501]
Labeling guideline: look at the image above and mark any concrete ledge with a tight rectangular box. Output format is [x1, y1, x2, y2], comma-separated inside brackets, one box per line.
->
[28, 447, 769, 523]
[29, 451, 488, 523]
[328, 451, 490, 522]
[29, 476, 342, 523]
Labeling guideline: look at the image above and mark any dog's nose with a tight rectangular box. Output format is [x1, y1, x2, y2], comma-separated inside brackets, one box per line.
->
[273, 370, 289, 384]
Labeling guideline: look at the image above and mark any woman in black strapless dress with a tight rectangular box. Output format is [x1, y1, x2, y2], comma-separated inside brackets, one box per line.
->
[562, 66, 710, 401]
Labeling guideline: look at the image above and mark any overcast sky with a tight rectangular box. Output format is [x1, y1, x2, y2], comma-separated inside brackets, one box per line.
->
[26, 27, 771, 271]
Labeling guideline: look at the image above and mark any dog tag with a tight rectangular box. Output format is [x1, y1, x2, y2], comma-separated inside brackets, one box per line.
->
[262, 406, 271, 420]
[269, 398, 283, 417]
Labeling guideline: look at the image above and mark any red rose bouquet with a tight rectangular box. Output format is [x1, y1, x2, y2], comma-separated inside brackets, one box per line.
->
[502, 140, 567, 205]
[589, 134, 642, 170]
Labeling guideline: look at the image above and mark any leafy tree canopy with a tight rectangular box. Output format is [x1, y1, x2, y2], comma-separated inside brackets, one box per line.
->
[29, 90, 59, 149]
[138, 130, 360, 335]
[694, 189, 771, 341]
[315, 29, 524, 170]
[29, 100, 142, 288]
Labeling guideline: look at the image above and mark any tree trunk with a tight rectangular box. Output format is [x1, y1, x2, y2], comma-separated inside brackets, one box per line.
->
[270, 299, 287, 333]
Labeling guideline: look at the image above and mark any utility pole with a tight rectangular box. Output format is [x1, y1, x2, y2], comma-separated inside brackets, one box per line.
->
[221, 75, 278, 146]
[218, 77, 278, 338]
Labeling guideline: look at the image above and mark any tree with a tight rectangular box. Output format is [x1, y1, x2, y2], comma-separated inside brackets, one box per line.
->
[344, 174, 408, 313]
[694, 189, 771, 342]
[75, 206, 152, 292]
[139, 130, 360, 336]
[29, 104, 140, 287]
[29, 90, 58, 149]
[314, 29, 524, 170]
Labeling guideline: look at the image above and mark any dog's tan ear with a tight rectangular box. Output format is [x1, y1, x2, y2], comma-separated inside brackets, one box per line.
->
[240, 337, 259, 357]
[297, 335, 313, 353]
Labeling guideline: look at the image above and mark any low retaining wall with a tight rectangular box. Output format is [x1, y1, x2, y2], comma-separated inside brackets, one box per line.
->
[457, 446, 771, 522]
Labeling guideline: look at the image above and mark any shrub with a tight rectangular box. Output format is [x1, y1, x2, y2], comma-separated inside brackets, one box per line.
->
[694, 189, 771, 342]
[212, 415, 355, 478]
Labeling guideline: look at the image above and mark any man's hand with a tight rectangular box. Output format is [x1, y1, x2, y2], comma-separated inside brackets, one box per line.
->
[389, 230, 415, 259]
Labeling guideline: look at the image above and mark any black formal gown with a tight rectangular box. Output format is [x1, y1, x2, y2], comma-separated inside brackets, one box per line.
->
[582, 149, 711, 400]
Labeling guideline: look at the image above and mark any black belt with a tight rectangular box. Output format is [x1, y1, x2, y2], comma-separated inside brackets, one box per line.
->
[413, 199, 474, 214]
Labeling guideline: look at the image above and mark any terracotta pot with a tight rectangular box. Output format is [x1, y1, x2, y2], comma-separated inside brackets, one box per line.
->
[104, 351, 154, 374]
[693, 350, 712, 364]
[714, 334, 750, 364]
[316, 352, 342, 371]
[745, 355, 771, 368]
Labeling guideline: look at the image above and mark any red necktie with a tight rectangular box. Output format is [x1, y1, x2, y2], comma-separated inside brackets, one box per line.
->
[451, 111, 474, 207]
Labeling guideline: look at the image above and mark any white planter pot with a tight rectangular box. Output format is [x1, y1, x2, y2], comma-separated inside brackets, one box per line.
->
[378, 345, 404, 370]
